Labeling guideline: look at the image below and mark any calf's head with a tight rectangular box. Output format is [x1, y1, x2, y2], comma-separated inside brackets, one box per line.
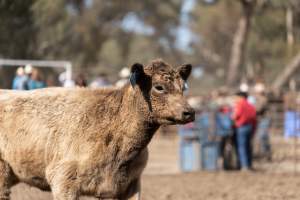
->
[130, 59, 195, 125]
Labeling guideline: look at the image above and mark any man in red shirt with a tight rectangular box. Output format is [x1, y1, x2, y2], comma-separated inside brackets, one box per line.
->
[232, 91, 257, 170]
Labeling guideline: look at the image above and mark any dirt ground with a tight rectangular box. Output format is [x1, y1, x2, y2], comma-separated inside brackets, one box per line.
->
[10, 171, 300, 200]
[8, 133, 300, 200]
[142, 172, 300, 200]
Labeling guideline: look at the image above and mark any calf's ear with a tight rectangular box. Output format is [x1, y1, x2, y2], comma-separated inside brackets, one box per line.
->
[177, 64, 192, 81]
[130, 63, 145, 87]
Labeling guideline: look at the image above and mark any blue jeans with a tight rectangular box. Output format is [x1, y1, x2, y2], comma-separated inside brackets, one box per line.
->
[236, 124, 253, 168]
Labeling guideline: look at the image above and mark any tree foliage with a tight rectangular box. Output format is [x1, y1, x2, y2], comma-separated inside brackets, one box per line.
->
[0, 0, 183, 73]
[1, 0, 300, 91]
[191, 0, 300, 89]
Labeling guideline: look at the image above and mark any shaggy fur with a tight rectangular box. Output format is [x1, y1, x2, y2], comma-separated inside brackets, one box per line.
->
[0, 59, 194, 200]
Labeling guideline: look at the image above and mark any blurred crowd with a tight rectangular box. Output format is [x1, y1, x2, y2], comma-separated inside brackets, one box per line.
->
[11, 65, 132, 90]
[179, 81, 271, 172]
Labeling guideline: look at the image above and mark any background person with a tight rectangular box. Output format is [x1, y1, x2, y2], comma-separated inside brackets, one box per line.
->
[74, 73, 87, 87]
[232, 91, 257, 171]
[115, 67, 130, 88]
[12, 67, 27, 90]
[89, 72, 111, 88]
[58, 71, 75, 88]
[27, 68, 46, 90]
[216, 103, 234, 169]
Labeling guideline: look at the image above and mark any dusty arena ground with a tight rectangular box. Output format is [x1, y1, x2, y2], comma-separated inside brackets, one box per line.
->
[10, 172, 300, 200]
[9, 132, 300, 200]
[142, 172, 300, 200]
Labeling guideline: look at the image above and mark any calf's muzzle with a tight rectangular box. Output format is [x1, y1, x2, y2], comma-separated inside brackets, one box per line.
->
[181, 108, 195, 123]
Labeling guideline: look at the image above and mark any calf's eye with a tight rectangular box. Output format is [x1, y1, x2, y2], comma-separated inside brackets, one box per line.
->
[154, 85, 165, 93]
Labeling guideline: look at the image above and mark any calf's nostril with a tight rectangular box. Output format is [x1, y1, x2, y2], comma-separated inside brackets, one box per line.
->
[183, 111, 191, 117]
[182, 110, 195, 121]
[183, 111, 193, 118]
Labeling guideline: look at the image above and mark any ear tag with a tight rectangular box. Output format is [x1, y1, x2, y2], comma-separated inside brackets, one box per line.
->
[129, 72, 137, 87]
[183, 82, 189, 91]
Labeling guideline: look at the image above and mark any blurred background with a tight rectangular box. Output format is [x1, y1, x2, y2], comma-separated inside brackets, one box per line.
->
[2, 0, 300, 92]
[3, 0, 300, 200]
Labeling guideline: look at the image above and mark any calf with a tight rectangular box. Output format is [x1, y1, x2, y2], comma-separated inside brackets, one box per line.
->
[0, 59, 194, 200]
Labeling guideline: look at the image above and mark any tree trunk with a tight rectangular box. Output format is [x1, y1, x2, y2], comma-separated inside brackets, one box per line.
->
[286, 6, 294, 55]
[226, 0, 256, 86]
[272, 52, 300, 91]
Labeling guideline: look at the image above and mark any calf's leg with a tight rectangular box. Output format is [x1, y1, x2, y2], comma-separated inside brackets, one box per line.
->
[46, 162, 79, 200]
[0, 160, 18, 200]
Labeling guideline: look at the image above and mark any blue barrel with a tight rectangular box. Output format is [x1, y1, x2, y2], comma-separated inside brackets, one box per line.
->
[201, 141, 219, 171]
[256, 117, 272, 159]
[195, 112, 210, 143]
[178, 126, 200, 172]
[284, 111, 300, 138]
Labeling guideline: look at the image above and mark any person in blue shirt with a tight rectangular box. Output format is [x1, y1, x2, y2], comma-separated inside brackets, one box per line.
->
[26, 68, 46, 90]
[12, 67, 28, 90]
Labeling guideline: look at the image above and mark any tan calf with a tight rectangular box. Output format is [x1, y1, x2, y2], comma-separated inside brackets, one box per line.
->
[0, 59, 194, 200]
